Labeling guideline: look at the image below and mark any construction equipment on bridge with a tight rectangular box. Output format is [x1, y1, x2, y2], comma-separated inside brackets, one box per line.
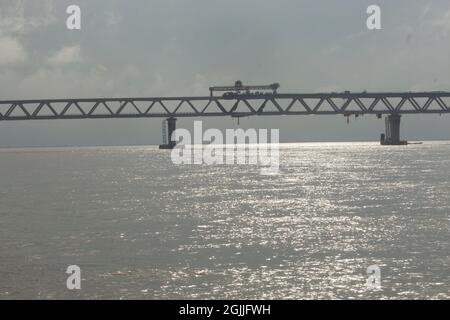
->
[209, 80, 280, 98]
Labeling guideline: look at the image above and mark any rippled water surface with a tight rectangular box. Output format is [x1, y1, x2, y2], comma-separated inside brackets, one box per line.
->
[0, 142, 449, 299]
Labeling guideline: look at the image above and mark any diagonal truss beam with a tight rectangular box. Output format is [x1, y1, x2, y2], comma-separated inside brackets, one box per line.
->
[1, 92, 450, 120]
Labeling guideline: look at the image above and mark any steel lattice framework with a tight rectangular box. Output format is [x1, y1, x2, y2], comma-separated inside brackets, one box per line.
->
[1, 92, 450, 121]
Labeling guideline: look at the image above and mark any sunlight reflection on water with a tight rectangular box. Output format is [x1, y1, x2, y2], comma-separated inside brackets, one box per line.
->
[0, 142, 449, 299]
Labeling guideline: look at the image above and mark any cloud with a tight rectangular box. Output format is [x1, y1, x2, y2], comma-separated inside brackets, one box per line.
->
[0, 35, 27, 66]
[46, 45, 83, 66]
[16, 67, 114, 99]
[418, 3, 450, 37]
[0, 0, 56, 35]
[432, 8, 450, 36]
[106, 10, 122, 26]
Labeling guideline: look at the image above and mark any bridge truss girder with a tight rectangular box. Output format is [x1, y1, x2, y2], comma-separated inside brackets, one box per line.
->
[1, 92, 450, 121]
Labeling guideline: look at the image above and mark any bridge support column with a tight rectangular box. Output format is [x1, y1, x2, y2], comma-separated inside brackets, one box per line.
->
[159, 117, 177, 149]
[380, 114, 407, 145]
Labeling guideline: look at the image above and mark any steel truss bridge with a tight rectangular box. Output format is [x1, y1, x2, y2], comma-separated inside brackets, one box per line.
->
[1, 92, 450, 121]
[1, 91, 449, 147]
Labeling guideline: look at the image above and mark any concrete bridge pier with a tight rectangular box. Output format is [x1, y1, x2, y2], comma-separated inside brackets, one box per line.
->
[380, 114, 407, 145]
[159, 117, 177, 149]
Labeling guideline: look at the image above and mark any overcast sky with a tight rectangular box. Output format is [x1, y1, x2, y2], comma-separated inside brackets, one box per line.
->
[1, 0, 450, 147]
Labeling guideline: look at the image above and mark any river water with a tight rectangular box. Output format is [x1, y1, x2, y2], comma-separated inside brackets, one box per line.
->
[0, 142, 449, 299]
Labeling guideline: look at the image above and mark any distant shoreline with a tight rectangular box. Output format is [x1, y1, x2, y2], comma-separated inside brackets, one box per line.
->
[1, 140, 450, 151]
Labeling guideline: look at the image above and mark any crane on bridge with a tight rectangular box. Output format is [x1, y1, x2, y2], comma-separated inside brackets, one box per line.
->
[209, 80, 280, 98]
